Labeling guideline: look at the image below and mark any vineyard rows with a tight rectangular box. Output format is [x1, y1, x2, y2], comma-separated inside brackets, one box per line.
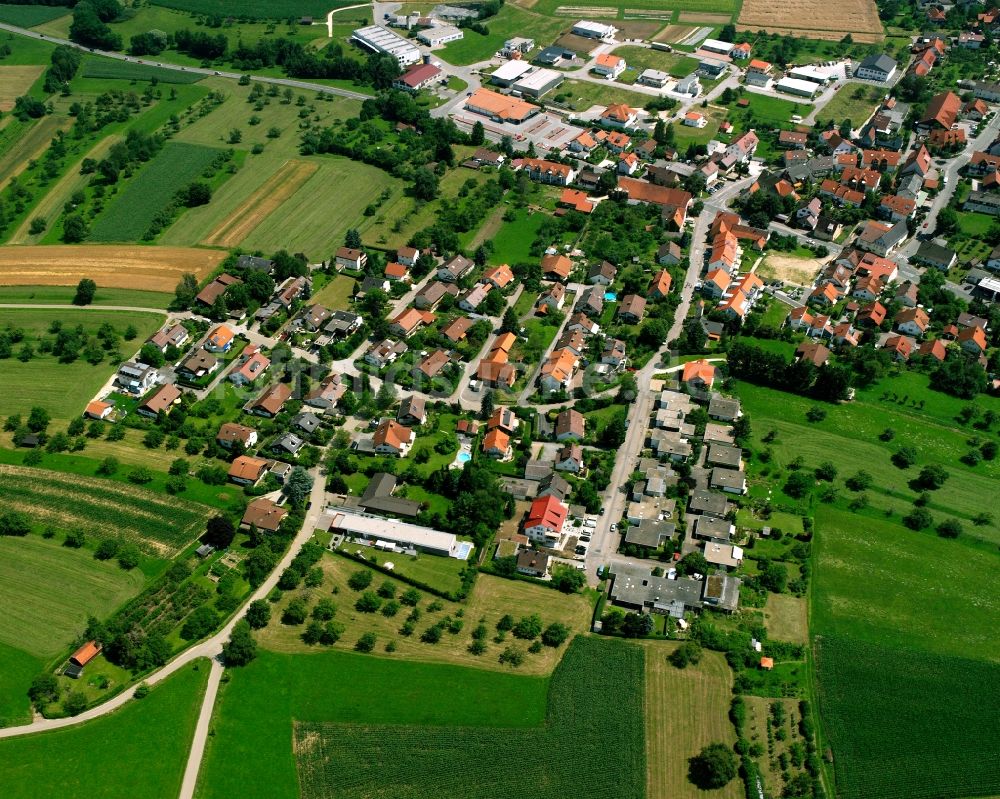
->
[816, 635, 1000, 799]
[294, 637, 646, 799]
[0, 465, 211, 556]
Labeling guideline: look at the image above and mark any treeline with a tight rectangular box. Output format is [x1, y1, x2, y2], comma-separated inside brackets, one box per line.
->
[68, 0, 122, 50]
[43, 45, 81, 93]
[228, 38, 400, 89]
[726, 341, 853, 402]
[302, 91, 464, 182]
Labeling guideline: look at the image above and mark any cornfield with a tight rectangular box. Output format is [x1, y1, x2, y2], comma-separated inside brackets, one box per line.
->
[295, 637, 647, 799]
[815, 636, 1000, 799]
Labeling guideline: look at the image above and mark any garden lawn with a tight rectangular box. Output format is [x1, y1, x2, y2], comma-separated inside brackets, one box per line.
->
[0, 661, 209, 798]
[0, 534, 145, 659]
[89, 142, 224, 242]
[490, 209, 547, 265]
[813, 84, 881, 127]
[555, 79, 657, 113]
[198, 647, 552, 799]
[614, 46, 701, 77]
[310, 274, 355, 310]
[957, 211, 994, 236]
[730, 92, 802, 125]
[0, 308, 163, 419]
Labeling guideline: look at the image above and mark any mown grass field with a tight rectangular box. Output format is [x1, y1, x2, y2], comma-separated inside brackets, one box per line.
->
[737, 381, 1000, 545]
[0, 642, 40, 727]
[0, 534, 145, 659]
[258, 552, 592, 675]
[0, 244, 222, 293]
[0, 464, 214, 557]
[644, 642, 741, 799]
[811, 506, 999, 662]
[489, 209, 547, 266]
[293, 637, 645, 799]
[0, 3, 69, 26]
[815, 637, 1000, 799]
[89, 142, 224, 242]
[198, 647, 552, 799]
[0, 65, 43, 112]
[0, 307, 163, 419]
[0, 662, 209, 797]
[762, 593, 808, 645]
[0, 285, 172, 308]
[160, 80, 372, 257]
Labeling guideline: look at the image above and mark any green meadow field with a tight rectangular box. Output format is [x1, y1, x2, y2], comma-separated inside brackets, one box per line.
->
[737, 381, 1000, 545]
[198, 648, 552, 799]
[736, 376, 1000, 799]
[89, 142, 224, 242]
[0, 662, 208, 798]
[0, 534, 145, 659]
[0, 308, 163, 419]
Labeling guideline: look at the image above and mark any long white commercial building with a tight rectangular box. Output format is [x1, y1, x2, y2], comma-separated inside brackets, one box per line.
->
[352, 25, 422, 66]
[328, 510, 472, 559]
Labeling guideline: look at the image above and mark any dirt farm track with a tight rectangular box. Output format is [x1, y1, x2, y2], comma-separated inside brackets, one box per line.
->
[0, 245, 226, 293]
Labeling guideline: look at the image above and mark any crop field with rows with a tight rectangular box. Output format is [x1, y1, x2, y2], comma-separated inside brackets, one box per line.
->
[294, 637, 646, 799]
[0, 464, 213, 557]
[89, 142, 224, 242]
[815, 636, 1000, 799]
[80, 58, 206, 85]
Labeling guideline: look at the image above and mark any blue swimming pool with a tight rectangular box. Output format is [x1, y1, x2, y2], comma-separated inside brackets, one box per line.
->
[457, 451, 471, 463]
[604, 291, 617, 301]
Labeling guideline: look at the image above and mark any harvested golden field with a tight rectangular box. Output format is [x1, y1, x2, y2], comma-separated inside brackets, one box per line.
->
[0, 245, 224, 292]
[202, 159, 318, 247]
[0, 65, 44, 112]
[644, 642, 741, 799]
[738, 0, 883, 41]
[653, 24, 698, 41]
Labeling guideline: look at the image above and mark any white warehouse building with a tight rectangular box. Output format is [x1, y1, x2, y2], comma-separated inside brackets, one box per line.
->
[417, 24, 464, 46]
[774, 76, 820, 97]
[352, 25, 422, 66]
[572, 20, 618, 40]
[327, 510, 472, 559]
